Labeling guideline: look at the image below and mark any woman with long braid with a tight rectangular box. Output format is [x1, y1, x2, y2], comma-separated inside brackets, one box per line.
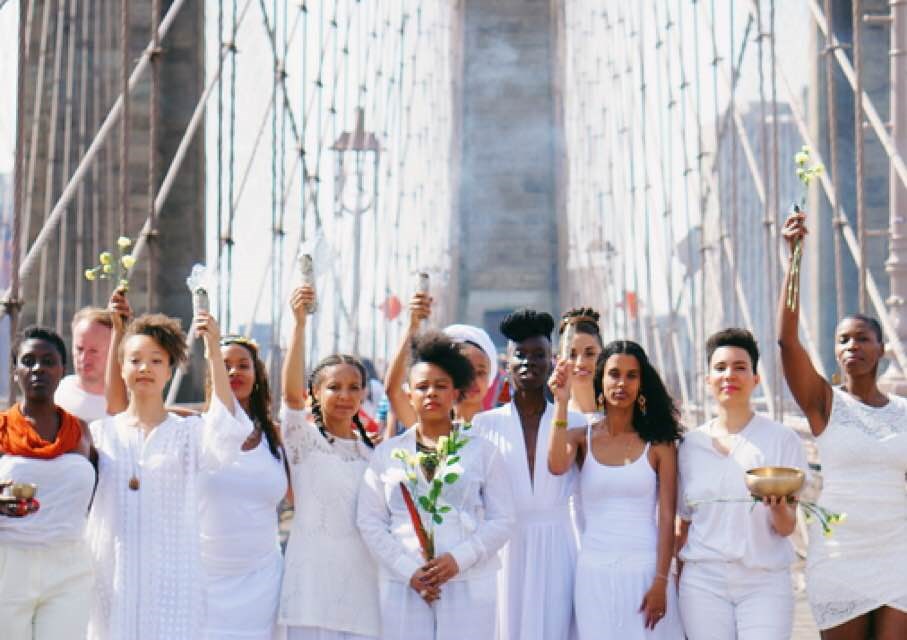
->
[278, 285, 380, 640]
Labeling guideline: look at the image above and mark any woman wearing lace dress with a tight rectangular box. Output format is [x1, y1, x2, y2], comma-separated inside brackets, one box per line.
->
[357, 332, 515, 640]
[779, 210, 907, 639]
[548, 340, 683, 639]
[86, 310, 248, 640]
[104, 291, 288, 640]
[277, 285, 380, 640]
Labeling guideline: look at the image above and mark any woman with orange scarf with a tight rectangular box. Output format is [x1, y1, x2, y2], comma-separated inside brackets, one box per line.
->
[0, 326, 96, 640]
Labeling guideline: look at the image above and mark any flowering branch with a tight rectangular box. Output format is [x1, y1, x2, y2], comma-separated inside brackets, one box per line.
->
[84, 236, 136, 291]
[786, 147, 825, 311]
[686, 495, 845, 537]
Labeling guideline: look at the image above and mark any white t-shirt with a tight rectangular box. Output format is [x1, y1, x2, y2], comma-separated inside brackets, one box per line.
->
[55, 374, 107, 423]
[677, 413, 809, 570]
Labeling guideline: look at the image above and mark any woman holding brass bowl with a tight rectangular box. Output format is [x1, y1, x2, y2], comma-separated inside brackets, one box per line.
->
[676, 328, 808, 639]
[549, 339, 683, 639]
[0, 326, 96, 640]
[779, 211, 907, 639]
[86, 308, 248, 640]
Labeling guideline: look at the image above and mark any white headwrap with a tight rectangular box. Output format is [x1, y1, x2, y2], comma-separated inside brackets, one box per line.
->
[443, 324, 498, 370]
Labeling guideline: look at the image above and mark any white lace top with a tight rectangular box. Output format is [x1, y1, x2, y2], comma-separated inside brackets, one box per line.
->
[85, 396, 248, 640]
[277, 406, 380, 637]
[806, 388, 907, 629]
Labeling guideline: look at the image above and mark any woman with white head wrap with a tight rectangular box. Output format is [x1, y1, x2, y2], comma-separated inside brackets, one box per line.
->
[383, 295, 498, 437]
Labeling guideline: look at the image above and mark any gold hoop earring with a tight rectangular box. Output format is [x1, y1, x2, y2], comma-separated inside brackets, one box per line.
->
[637, 393, 647, 416]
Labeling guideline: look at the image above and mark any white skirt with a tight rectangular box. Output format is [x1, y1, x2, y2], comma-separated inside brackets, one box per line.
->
[286, 627, 374, 640]
[379, 575, 498, 640]
[574, 551, 683, 640]
[205, 552, 283, 640]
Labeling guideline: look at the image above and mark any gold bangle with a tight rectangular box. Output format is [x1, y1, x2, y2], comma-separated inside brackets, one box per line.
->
[553, 419, 568, 429]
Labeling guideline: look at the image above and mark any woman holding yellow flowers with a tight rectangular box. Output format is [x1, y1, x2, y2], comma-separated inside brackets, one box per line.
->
[779, 209, 907, 639]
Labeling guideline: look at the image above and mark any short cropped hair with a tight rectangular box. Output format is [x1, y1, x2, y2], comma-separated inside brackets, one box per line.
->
[706, 328, 759, 371]
[12, 325, 68, 368]
[122, 314, 188, 367]
[840, 313, 883, 343]
[71, 307, 113, 330]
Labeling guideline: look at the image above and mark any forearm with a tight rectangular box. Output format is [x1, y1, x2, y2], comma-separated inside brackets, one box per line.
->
[105, 329, 128, 414]
[547, 399, 573, 475]
[654, 511, 675, 582]
[384, 324, 418, 428]
[777, 253, 800, 348]
[206, 342, 235, 415]
[282, 322, 306, 409]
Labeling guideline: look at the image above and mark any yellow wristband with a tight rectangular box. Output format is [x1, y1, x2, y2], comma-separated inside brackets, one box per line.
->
[553, 419, 568, 429]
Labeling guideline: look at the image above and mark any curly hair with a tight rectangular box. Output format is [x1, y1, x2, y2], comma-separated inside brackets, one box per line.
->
[593, 340, 681, 444]
[559, 307, 602, 345]
[12, 325, 68, 369]
[121, 314, 188, 367]
[410, 331, 476, 396]
[500, 308, 555, 344]
[219, 336, 281, 460]
[308, 354, 374, 449]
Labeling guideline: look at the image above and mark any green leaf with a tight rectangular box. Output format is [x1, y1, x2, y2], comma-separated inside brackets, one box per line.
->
[446, 456, 460, 466]
[439, 505, 452, 513]
[418, 496, 432, 511]
[432, 513, 443, 525]
[444, 473, 459, 484]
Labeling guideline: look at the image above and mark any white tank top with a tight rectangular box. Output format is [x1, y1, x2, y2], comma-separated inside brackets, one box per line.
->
[579, 425, 657, 554]
[0, 452, 96, 546]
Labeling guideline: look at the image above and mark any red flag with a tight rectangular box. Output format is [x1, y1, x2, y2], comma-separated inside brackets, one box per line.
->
[380, 295, 403, 320]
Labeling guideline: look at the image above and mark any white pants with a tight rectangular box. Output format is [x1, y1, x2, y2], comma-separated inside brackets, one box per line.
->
[0, 540, 93, 640]
[678, 561, 793, 640]
[379, 575, 497, 640]
[286, 627, 374, 640]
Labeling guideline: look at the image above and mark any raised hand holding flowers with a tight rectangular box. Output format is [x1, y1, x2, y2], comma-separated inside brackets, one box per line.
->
[84, 236, 136, 292]
[786, 147, 825, 311]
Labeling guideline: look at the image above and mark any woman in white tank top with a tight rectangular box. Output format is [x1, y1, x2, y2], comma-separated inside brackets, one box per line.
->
[549, 340, 683, 639]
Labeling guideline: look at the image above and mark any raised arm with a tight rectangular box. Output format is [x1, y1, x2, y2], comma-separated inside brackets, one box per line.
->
[547, 359, 584, 475]
[195, 311, 235, 416]
[777, 210, 832, 436]
[383, 293, 430, 436]
[104, 288, 132, 415]
[282, 285, 315, 410]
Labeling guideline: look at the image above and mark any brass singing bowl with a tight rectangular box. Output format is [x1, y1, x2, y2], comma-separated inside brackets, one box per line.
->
[744, 467, 804, 498]
[10, 483, 38, 500]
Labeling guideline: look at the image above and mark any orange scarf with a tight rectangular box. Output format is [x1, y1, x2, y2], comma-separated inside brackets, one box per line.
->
[0, 404, 82, 459]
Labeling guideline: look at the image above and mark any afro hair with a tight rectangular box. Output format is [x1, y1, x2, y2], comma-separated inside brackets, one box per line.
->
[410, 330, 476, 394]
[499, 308, 555, 343]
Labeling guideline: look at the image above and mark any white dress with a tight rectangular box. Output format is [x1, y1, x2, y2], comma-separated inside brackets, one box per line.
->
[85, 396, 248, 640]
[574, 432, 682, 639]
[200, 435, 287, 640]
[806, 389, 907, 630]
[356, 426, 515, 640]
[278, 407, 380, 640]
[472, 403, 586, 640]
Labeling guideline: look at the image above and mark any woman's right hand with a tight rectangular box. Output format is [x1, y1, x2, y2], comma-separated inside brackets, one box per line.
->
[409, 567, 441, 605]
[408, 293, 432, 330]
[108, 288, 132, 333]
[781, 209, 808, 253]
[548, 358, 572, 404]
[290, 285, 316, 324]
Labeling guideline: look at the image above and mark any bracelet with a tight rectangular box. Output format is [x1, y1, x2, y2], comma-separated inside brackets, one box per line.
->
[553, 419, 568, 429]
[653, 573, 669, 582]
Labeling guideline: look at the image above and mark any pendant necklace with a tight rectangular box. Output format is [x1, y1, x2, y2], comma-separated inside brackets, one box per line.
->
[128, 421, 142, 491]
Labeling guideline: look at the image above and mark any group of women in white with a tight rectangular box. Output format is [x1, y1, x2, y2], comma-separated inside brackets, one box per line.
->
[0, 209, 905, 640]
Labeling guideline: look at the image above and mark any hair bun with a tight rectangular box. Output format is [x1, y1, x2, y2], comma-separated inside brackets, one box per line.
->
[560, 307, 601, 334]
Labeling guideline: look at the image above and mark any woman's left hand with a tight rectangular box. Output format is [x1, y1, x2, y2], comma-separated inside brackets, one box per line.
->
[421, 553, 459, 587]
[194, 311, 222, 349]
[639, 582, 668, 630]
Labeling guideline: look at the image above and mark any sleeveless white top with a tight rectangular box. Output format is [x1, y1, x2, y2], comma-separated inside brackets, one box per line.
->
[0, 452, 95, 546]
[806, 388, 907, 630]
[199, 436, 287, 575]
[580, 434, 656, 558]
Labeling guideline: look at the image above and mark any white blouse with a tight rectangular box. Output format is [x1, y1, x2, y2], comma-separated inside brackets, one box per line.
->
[357, 426, 515, 584]
[278, 406, 380, 637]
[85, 396, 248, 640]
[0, 452, 95, 546]
[677, 414, 809, 570]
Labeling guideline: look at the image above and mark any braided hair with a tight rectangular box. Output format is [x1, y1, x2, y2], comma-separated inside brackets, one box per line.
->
[559, 307, 603, 346]
[220, 336, 282, 459]
[308, 354, 375, 449]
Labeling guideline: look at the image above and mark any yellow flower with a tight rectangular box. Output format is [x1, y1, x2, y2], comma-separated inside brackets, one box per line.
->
[796, 168, 807, 181]
[84, 269, 97, 281]
[118, 279, 130, 291]
[794, 151, 809, 166]
[117, 236, 132, 250]
[99, 251, 112, 265]
[121, 254, 136, 270]
[800, 145, 811, 154]
[812, 163, 825, 177]
[102, 263, 114, 274]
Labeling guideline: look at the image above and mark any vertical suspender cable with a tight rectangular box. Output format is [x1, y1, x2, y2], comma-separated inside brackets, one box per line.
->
[853, 0, 868, 313]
